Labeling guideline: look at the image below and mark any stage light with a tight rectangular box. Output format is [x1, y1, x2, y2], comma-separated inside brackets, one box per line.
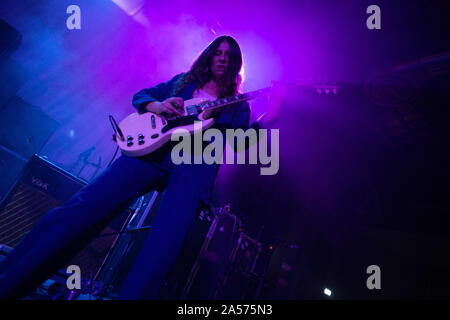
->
[112, 0, 144, 15]
[324, 288, 332, 296]
[111, 0, 150, 27]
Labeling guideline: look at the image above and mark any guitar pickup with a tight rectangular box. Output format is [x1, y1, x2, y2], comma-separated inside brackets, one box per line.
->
[151, 115, 156, 129]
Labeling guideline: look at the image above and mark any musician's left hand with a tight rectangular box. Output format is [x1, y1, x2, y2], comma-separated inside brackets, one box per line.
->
[198, 98, 218, 119]
[259, 80, 286, 128]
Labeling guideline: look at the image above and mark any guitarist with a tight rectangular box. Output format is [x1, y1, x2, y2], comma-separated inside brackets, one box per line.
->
[0, 35, 285, 300]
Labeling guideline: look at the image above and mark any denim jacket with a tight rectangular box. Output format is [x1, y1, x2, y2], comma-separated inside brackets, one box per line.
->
[132, 72, 260, 132]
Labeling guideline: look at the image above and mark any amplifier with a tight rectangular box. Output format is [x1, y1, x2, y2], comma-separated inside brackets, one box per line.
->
[180, 206, 243, 299]
[213, 233, 263, 299]
[0, 96, 59, 159]
[0, 154, 87, 247]
[0, 154, 131, 287]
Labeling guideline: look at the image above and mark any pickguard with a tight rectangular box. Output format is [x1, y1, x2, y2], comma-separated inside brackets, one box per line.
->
[161, 115, 202, 133]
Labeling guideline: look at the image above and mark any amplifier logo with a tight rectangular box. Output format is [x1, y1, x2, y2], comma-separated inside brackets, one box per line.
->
[31, 176, 49, 191]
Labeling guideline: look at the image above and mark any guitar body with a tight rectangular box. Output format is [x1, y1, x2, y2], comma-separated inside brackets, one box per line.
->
[116, 97, 214, 157]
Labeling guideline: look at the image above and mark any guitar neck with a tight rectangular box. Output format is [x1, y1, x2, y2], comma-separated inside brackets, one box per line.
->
[200, 80, 338, 112]
[201, 87, 272, 111]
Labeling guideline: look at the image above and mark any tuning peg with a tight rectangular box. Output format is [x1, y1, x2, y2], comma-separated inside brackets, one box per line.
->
[316, 88, 323, 94]
[324, 88, 330, 94]
[332, 88, 338, 94]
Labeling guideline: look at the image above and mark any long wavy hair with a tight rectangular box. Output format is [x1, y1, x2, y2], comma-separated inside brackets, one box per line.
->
[174, 36, 243, 98]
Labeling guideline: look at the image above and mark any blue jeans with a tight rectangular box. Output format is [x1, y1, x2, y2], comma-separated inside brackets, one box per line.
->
[0, 150, 218, 299]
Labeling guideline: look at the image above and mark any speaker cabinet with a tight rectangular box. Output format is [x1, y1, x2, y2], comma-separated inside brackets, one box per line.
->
[0, 154, 87, 247]
[0, 154, 130, 286]
[0, 97, 59, 159]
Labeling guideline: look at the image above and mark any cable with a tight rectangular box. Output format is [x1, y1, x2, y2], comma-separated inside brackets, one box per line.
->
[107, 145, 120, 168]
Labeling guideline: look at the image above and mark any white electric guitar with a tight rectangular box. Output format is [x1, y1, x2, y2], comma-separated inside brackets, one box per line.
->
[111, 81, 338, 157]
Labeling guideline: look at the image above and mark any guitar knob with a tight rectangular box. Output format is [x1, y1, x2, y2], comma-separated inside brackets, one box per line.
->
[138, 139, 145, 145]
[127, 141, 133, 147]
[151, 134, 159, 139]
[138, 134, 144, 139]
[127, 135, 133, 141]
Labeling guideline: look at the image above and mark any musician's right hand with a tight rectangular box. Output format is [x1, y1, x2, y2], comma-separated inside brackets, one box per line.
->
[145, 97, 184, 116]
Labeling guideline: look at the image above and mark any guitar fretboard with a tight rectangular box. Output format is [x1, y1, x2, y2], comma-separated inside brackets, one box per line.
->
[195, 80, 338, 113]
[200, 87, 272, 111]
